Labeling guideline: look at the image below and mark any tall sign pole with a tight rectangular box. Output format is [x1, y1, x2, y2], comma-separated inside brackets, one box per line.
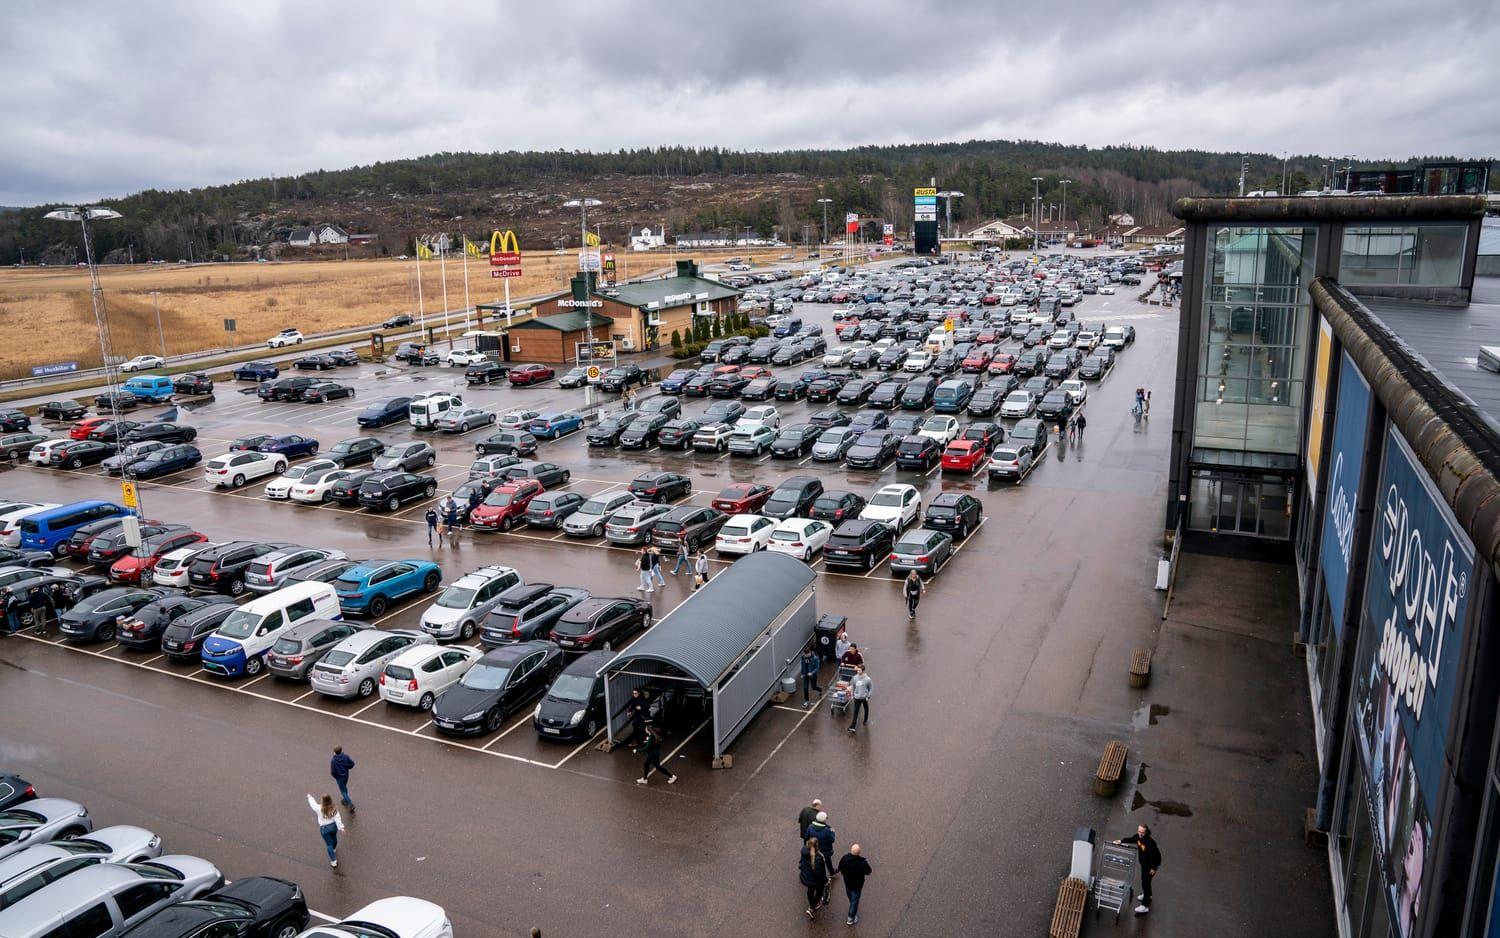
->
[489, 230, 522, 327]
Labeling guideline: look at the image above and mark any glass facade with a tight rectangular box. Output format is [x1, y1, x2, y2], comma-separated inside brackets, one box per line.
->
[1341, 225, 1468, 287]
[1186, 469, 1292, 537]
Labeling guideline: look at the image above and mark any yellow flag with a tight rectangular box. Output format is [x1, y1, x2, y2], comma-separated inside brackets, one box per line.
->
[584, 232, 600, 247]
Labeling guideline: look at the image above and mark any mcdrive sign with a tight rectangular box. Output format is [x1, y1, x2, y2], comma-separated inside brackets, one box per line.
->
[1364, 426, 1474, 799]
[1319, 352, 1371, 635]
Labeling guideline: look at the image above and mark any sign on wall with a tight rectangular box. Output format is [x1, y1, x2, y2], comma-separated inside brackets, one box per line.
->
[1319, 351, 1371, 635]
[1307, 317, 1334, 490]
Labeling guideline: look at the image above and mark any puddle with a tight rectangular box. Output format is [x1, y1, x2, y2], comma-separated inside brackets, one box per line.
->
[1148, 799, 1194, 817]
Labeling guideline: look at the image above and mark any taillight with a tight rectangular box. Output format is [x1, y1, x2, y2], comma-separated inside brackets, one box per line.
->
[407, 679, 419, 691]
[889, 553, 898, 561]
[544, 510, 553, 517]
[379, 673, 386, 686]
[917, 555, 930, 563]
[512, 617, 522, 636]
[287, 655, 303, 664]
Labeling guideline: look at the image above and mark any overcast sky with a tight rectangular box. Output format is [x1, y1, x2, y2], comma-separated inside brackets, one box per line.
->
[3, 0, 1496, 205]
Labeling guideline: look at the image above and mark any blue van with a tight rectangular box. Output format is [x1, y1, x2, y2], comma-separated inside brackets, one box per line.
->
[932, 379, 974, 413]
[18, 500, 128, 557]
[122, 375, 174, 402]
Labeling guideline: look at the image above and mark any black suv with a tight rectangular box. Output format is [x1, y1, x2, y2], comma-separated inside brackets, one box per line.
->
[326, 437, 385, 467]
[549, 597, 652, 654]
[258, 376, 318, 401]
[328, 470, 379, 505]
[188, 541, 293, 596]
[650, 505, 727, 550]
[901, 376, 939, 410]
[823, 519, 895, 571]
[466, 361, 507, 385]
[587, 412, 640, 447]
[598, 365, 648, 392]
[924, 492, 983, 539]
[894, 435, 942, 470]
[762, 476, 823, 520]
[358, 471, 437, 512]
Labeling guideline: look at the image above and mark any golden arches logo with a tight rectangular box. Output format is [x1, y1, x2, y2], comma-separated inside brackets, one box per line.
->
[489, 230, 521, 266]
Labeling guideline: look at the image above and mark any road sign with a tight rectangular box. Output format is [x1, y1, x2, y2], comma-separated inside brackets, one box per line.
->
[585, 365, 601, 382]
[121, 481, 139, 510]
[943, 318, 955, 332]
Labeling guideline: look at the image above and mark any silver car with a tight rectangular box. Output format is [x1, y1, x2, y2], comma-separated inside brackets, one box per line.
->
[562, 491, 637, 538]
[308, 629, 434, 699]
[888, 526, 954, 576]
[371, 442, 436, 472]
[0, 826, 162, 881]
[419, 565, 522, 641]
[244, 547, 348, 594]
[434, 407, 496, 433]
[603, 502, 672, 545]
[0, 800, 92, 862]
[0, 858, 220, 938]
[265, 618, 360, 680]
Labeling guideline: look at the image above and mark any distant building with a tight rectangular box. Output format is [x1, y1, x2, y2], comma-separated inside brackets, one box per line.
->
[1108, 212, 1136, 226]
[675, 231, 734, 248]
[629, 225, 666, 251]
[734, 234, 782, 247]
[348, 233, 378, 245]
[962, 218, 1030, 242]
[287, 224, 348, 246]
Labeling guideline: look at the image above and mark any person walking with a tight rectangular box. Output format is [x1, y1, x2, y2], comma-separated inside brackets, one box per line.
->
[647, 545, 667, 588]
[692, 550, 710, 591]
[1133, 387, 1145, 417]
[800, 647, 823, 708]
[797, 798, 824, 841]
[839, 643, 864, 669]
[306, 793, 345, 868]
[635, 724, 677, 785]
[424, 507, 439, 547]
[442, 498, 461, 544]
[834, 628, 852, 663]
[636, 547, 654, 594]
[627, 688, 651, 744]
[329, 746, 356, 813]
[1, 587, 21, 634]
[799, 836, 832, 919]
[807, 811, 837, 902]
[26, 584, 51, 636]
[1075, 413, 1087, 441]
[1114, 824, 1162, 915]
[670, 532, 691, 577]
[837, 844, 873, 926]
[902, 570, 925, 620]
[847, 665, 872, 733]
[1143, 389, 1151, 416]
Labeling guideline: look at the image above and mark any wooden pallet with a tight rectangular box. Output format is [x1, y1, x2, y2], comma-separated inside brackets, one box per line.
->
[1049, 876, 1088, 937]
[1095, 740, 1127, 797]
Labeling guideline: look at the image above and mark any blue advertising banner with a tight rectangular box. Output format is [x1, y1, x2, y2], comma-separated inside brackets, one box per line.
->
[30, 361, 78, 377]
[1319, 352, 1371, 635]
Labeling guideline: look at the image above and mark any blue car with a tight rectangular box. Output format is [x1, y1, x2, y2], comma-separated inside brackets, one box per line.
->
[256, 434, 320, 459]
[333, 559, 442, 616]
[658, 370, 699, 394]
[233, 361, 279, 381]
[357, 396, 413, 428]
[527, 411, 584, 440]
[129, 443, 202, 479]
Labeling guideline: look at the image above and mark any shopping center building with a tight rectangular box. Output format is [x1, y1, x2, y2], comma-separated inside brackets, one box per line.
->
[1166, 194, 1500, 938]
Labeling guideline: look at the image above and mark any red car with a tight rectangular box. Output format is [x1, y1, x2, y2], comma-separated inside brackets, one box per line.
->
[834, 319, 861, 337]
[975, 329, 1000, 345]
[711, 364, 741, 377]
[508, 363, 555, 386]
[470, 479, 544, 531]
[70, 417, 109, 440]
[738, 366, 773, 380]
[711, 482, 773, 514]
[988, 353, 1017, 375]
[962, 347, 994, 372]
[941, 440, 988, 473]
[108, 529, 207, 583]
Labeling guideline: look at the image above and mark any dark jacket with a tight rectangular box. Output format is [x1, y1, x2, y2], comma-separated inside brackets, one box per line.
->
[424, 509, 438, 528]
[330, 753, 355, 781]
[808, 819, 835, 859]
[798, 848, 831, 888]
[797, 805, 820, 839]
[903, 575, 922, 598]
[1120, 833, 1161, 870]
[837, 853, 872, 892]
[26, 586, 48, 610]
[801, 652, 820, 677]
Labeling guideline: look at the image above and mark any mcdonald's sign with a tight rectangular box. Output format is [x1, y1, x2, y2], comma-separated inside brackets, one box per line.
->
[489, 230, 521, 268]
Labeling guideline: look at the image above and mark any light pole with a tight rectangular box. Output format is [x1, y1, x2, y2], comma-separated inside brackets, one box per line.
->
[150, 291, 166, 359]
[563, 198, 603, 343]
[936, 190, 964, 241]
[816, 198, 832, 248]
[1281, 152, 1289, 195]
[1031, 177, 1044, 252]
[1059, 180, 1071, 240]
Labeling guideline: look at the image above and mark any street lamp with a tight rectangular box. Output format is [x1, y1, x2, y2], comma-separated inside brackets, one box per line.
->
[1058, 180, 1071, 238]
[1031, 177, 1044, 251]
[936, 190, 964, 241]
[816, 198, 832, 247]
[150, 291, 166, 359]
[563, 198, 603, 343]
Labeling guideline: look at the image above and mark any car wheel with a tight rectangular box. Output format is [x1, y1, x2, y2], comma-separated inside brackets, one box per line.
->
[484, 707, 504, 733]
[418, 692, 435, 711]
[296, 338, 303, 344]
[585, 717, 599, 737]
[459, 620, 475, 640]
[384, 495, 400, 512]
[423, 571, 440, 592]
[683, 482, 692, 495]
[96, 623, 116, 642]
[232, 473, 245, 487]
[865, 553, 875, 570]
[68, 456, 83, 469]
[52, 542, 68, 560]
[308, 443, 318, 455]
[500, 515, 513, 532]
[244, 655, 263, 676]
[368, 594, 388, 616]
[426, 455, 435, 467]
[562, 471, 571, 483]
[592, 523, 605, 538]
[357, 677, 376, 698]
[270, 918, 300, 938]
[228, 577, 246, 596]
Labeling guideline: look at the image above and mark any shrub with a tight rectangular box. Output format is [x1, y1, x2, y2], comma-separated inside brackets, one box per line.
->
[670, 329, 683, 352]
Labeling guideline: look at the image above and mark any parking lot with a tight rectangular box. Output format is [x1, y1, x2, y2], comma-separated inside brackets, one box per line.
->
[0, 252, 1186, 935]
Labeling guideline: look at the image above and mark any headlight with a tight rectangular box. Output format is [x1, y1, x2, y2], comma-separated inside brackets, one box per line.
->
[462, 711, 484, 721]
[148, 835, 161, 848]
[568, 708, 586, 726]
[532, 703, 542, 719]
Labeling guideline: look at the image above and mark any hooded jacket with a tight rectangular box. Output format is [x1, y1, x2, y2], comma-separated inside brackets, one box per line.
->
[330, 752, 355, 781]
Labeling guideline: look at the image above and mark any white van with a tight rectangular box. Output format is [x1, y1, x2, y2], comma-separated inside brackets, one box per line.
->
[199, 581, 342, 677]
[924, 330, 954, 355]
[408, 393, 463, 430]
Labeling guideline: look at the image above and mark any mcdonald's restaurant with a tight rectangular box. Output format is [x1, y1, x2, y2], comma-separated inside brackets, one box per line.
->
[1167, 194, 1500, 938]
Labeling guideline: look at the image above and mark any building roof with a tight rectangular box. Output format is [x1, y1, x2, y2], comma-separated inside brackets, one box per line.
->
[511, 311, 612, 332]
[1174, 194, 1487, 223]
[604, 551, 815, 686]
[1362, 277, 1500, 424]
[598, 274, 740, 310]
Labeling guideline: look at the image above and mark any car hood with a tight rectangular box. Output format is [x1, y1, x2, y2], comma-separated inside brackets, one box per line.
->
[433, 683, 500, 718]
[202, 635, 244, 656]
[420, 605, 464, 626]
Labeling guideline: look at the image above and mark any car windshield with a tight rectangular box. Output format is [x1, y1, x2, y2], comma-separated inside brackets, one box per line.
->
[870, 491, 904, 507]
[484, 492, 513, 507]
[282, 465, 310, 480]
[548, 673, 595, 702]
[322, 650, 356, 668]
[436, 586, 477, 609]
[463, 663, 511, 690]
[216, 609, 264, 640]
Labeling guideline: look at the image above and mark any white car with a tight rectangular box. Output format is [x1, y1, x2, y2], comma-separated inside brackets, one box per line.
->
[267, 329, 304, 348]
[738, 405, 780, 431]
[917, 415, 960, 445]
[204, 450, 287, 487]
[153, 542, 220, 588]
[1059, 379, 1088, 406]
[289, 467, 362, 503]
[498, 409, 540, 430]
[1098, 284, 1116, 295]
[715, 514, 776, 555]
[306, 897, 453, 938]
[765, 517, 833, 561]
[27, 440, 69, 466]
[903, 351, 932, 373]
[1073, 331, 1099, 352]
[1000, 391, 1036, 418]
[418, 564, 522, 641]
[823, 348, 854, 367]
[380, 644, 482, 710]
[119, 354, 164, 372]
[445, 348, 486, 367]
[0, 503, 57, 547]
[263, 458, 339, 499]
[1047, 332, 1074, 350]
[860, 483, 922, 530]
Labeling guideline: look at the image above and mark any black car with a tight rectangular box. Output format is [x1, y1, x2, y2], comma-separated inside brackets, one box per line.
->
[770, 423, 821, 458]
[466, 361, 507, 385]
[845, 430, 899, 468]
[867, 379, 907, 409]
[598, 364, 648, 392]
[681, 372, 716, 397]
[38, 400, 87, 421]
[172, 372, 214, 395]
[848, 410, 890, 434]
[481, 584, 591, 645]
[302, 382, 355, 403]
[432, 641, 564, 735]
[0, 547, 52, 568]
[628, 471, 691, 502]
[228, 435, 273, 451]
[895, 434, 943, 470]
[700, 401, 745, 426]
[187, 541, 292, 596]
[116, 594, 232, 651]
[533, 649, 613, 740]
[356, 397, 413, 428]
[709, 373, 750, 398]
[770, 343, 808, 366]
[0, 773, 35, 811]
[719, 345, 750, 365]
[803, 376, 844, 403]
[325, 437, 385, 467]
[876, 347, 909, 370]
[925, 492, 983, 539]
[258, 376, 318, 401]
[130, 444, 203, 479]
[358, 471, 436, 512]
[524, 491, 588, 529]
[94, 391, 140, 412]
[383, 313, 414, 329]
[327, 470, 379, 506]
[233, 361, 279, 381]
[0, 432, 48, 459]
[650, 505, 727, 550]
[295, 353, 337, 370]
[761, 475, 823, 520]
[50, 439, 116, 468]
[1079, 355, 1110, 380]
[587, 412, 640, 447]
[120, 876, 311, 938]
[809, 490, 866, 524]
[549, 596, 652, 653]
[86, 420, 140, 443]
[497, 461, 571, 489]
[123, 422, 197, 445]
[739, 377, 776, 402]
[823, 519, 895, 571]
[900, 376, 938, 410]
[775, 379, 811, 403]
[807, 409, 851, 430]
[619, 413, 672, 449]
[58, 586, 172, 642]
[848, 348, 880, 369]
[1036, 390, 1076, 422]
[656, 418, 703, 450]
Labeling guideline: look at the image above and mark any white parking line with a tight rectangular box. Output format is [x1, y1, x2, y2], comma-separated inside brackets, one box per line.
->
[350, 697, 387, 718]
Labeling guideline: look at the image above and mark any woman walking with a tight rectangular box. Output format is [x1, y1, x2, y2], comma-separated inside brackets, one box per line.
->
[307, 793, 346, 868]
[799, 835, 832, 919]
[636, 724, 677, 785]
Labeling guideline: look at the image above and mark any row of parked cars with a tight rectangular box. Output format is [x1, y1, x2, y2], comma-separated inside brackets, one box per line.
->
[0, 773, 452, 937]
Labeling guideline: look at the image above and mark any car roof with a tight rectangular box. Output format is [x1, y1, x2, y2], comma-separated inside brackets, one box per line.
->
[452, 566, 517, 587]
[478, 642, 549, 664]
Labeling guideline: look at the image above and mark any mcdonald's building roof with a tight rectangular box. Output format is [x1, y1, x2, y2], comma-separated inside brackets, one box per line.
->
[597, 275, 740, 310]
[512, 311, 613, 332]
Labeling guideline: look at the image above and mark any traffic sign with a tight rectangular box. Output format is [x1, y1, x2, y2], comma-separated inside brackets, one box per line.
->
[491, 269, 522, 278]
[121, 481, 138, 510]
[586, 365, 601, 382]
[943, 318, 955, 333]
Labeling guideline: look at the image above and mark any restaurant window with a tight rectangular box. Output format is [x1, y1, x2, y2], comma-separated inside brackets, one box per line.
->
[1340, 225, 1467, 287]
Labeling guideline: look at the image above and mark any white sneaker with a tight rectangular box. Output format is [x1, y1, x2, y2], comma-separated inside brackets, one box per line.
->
[1134, 905, 1149, 914]
[636, 777, 648, 784]
[331, 860, 338, 868]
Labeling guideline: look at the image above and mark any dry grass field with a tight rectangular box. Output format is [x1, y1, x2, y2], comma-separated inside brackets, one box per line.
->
[0, 247, 790, 380]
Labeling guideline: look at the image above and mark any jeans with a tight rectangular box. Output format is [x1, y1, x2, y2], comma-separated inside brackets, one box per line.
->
[802, 672, 821, 702]
[849, 698, 869, 728]
[426, 524, 437, 545]
[906, 593, 919, 617]
[1141, 867, 1155, 906]
[671, 553, 690, 575]
[638, 570, 654, 592]
[643, 749, 674, 780]
[846, 887, 863, 920]
[650, 565, 666, 586]
[335, 777, 354, 809]
[320, 823, 338, 862]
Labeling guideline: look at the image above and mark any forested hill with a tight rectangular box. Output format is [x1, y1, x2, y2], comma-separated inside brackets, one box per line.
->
[0, 140, 1471, 264]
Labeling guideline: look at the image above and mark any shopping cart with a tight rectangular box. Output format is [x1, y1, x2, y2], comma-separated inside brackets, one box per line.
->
[1093, 840, 1138, 923]
[828, 665, 856, 717]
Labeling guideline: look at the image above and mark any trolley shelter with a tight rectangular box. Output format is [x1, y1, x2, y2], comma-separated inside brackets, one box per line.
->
[602, 552, 817, 764]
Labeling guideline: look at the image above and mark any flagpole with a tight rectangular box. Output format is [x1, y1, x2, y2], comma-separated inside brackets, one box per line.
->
[438, 238, 451, 349]
[415, 249, 426, 341]
[461, 237, 472, 331]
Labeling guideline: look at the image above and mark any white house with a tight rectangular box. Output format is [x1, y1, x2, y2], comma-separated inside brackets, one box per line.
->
[288, 224, 349, 246]
[1107, 212, 1136, 226]
[963, 218, 1031, 242]
[629, 225, 666, 251]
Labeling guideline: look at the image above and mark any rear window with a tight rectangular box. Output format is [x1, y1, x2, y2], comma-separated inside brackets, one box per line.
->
[720, 524, 750, 537]
[654, 520, 685, 534]
[898, 440, 927, 454]
[271, 638, 301, 655]
[323, 650, 355, 668]
[248, 561, 272, 575]
[385, 665, 414, 681]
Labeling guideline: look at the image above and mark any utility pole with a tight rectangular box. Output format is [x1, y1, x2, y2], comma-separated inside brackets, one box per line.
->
[816, 198, 832, 247]
[438, 236, 451, 349]
[1031, 177, 1043, 252]
[1238, 158, 1249, 196]
[1059, 179, 1071, 238]
[151, 291, 165, 359]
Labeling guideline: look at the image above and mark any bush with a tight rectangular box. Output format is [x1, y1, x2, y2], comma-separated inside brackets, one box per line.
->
[670, 329, 682, 353]
[710, 318, 722, 340]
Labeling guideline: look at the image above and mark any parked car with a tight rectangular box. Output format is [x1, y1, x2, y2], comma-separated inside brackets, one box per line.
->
[115, 593, 229, 650]
[357, 471, 437, 512]
[988, 442, 1036, 480]
[371, 441, 435, 472]
[0, 798, 94, 861]
[334, 559, 443, 617]
[245, 547, 347, 594]
[533, 650, 613, 740]
[434, 407, 496, 433]
[470, 480, 544, 531]
[894, 434, 943, 470]
[889, 526, 955, 576]
[549, 597, 651, 653]
[264, 618, 359, 680]
[941, 439, 988, 474]
[924, 492, 983, 539]
[419, 565, 522, 641]
[37, 400, 87, 421]
[649, 505, 727, 551]
[325, 437, 385, 468]
[302, 381, 355, 403]
[496, 461, 570, 488]
[380, 644, 483, 711]
[765, 517, 833, 561]
[118, 876, 310, 937]
[158, 601, 238, 661]
[257, 434, 320, 459]
[761, 476, 823, 520]
[715, 514, 777, 555]
[586, 412, 640, 447]
[558, 366, 589, 388]
[481, 584, 590, 645]
[356, 397, 413, 428]
[656, 418, 703, 450]
[563, 491, 638, 538]
[432, 641, 563, 734]
[310, 629, 433, 699]
[823, 521, 897, 572]
[844, 430, 899, 469]
[474, 430, 538, 457]
[121, 422, 197, 445]
[628, 471, 691, 502]
[204, 451, 287, 488]
[523, 491, 587, 529]
[527, 412, 584, 439]
[603, 501, 672, 545]
[263, 459, 340, 499]
[861, 483, 921, 529]
[59, 587, 172, 642]
[598, 364, 648, 392]
[187, 541, 294, 596]
[233, 361, 279, 382]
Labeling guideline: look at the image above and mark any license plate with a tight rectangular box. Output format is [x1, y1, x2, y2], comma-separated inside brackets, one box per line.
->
[435, 719, 456, 728]
[542, 727, 560, 734]
[164, 640, 180, 650]
[559, 640, 575, 647]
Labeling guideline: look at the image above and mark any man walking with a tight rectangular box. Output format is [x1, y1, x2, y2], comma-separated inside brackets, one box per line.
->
[670, 532, 691, 577]
[847, 665, 872, 733]
[1075, 412, 1087, 441]
[26, 584, 51, 636]
[807, 811, 837, 902]
[837, 844, 873, 926]
[797, 798, 824, 840]
[636, 547, 654, 594]
[424, 507, 439, 547]
[800, 647, 823, 708]
[1114, 824, 1162, 914]
[442, 498, 461, 544]
[330, 745, 356, 813]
